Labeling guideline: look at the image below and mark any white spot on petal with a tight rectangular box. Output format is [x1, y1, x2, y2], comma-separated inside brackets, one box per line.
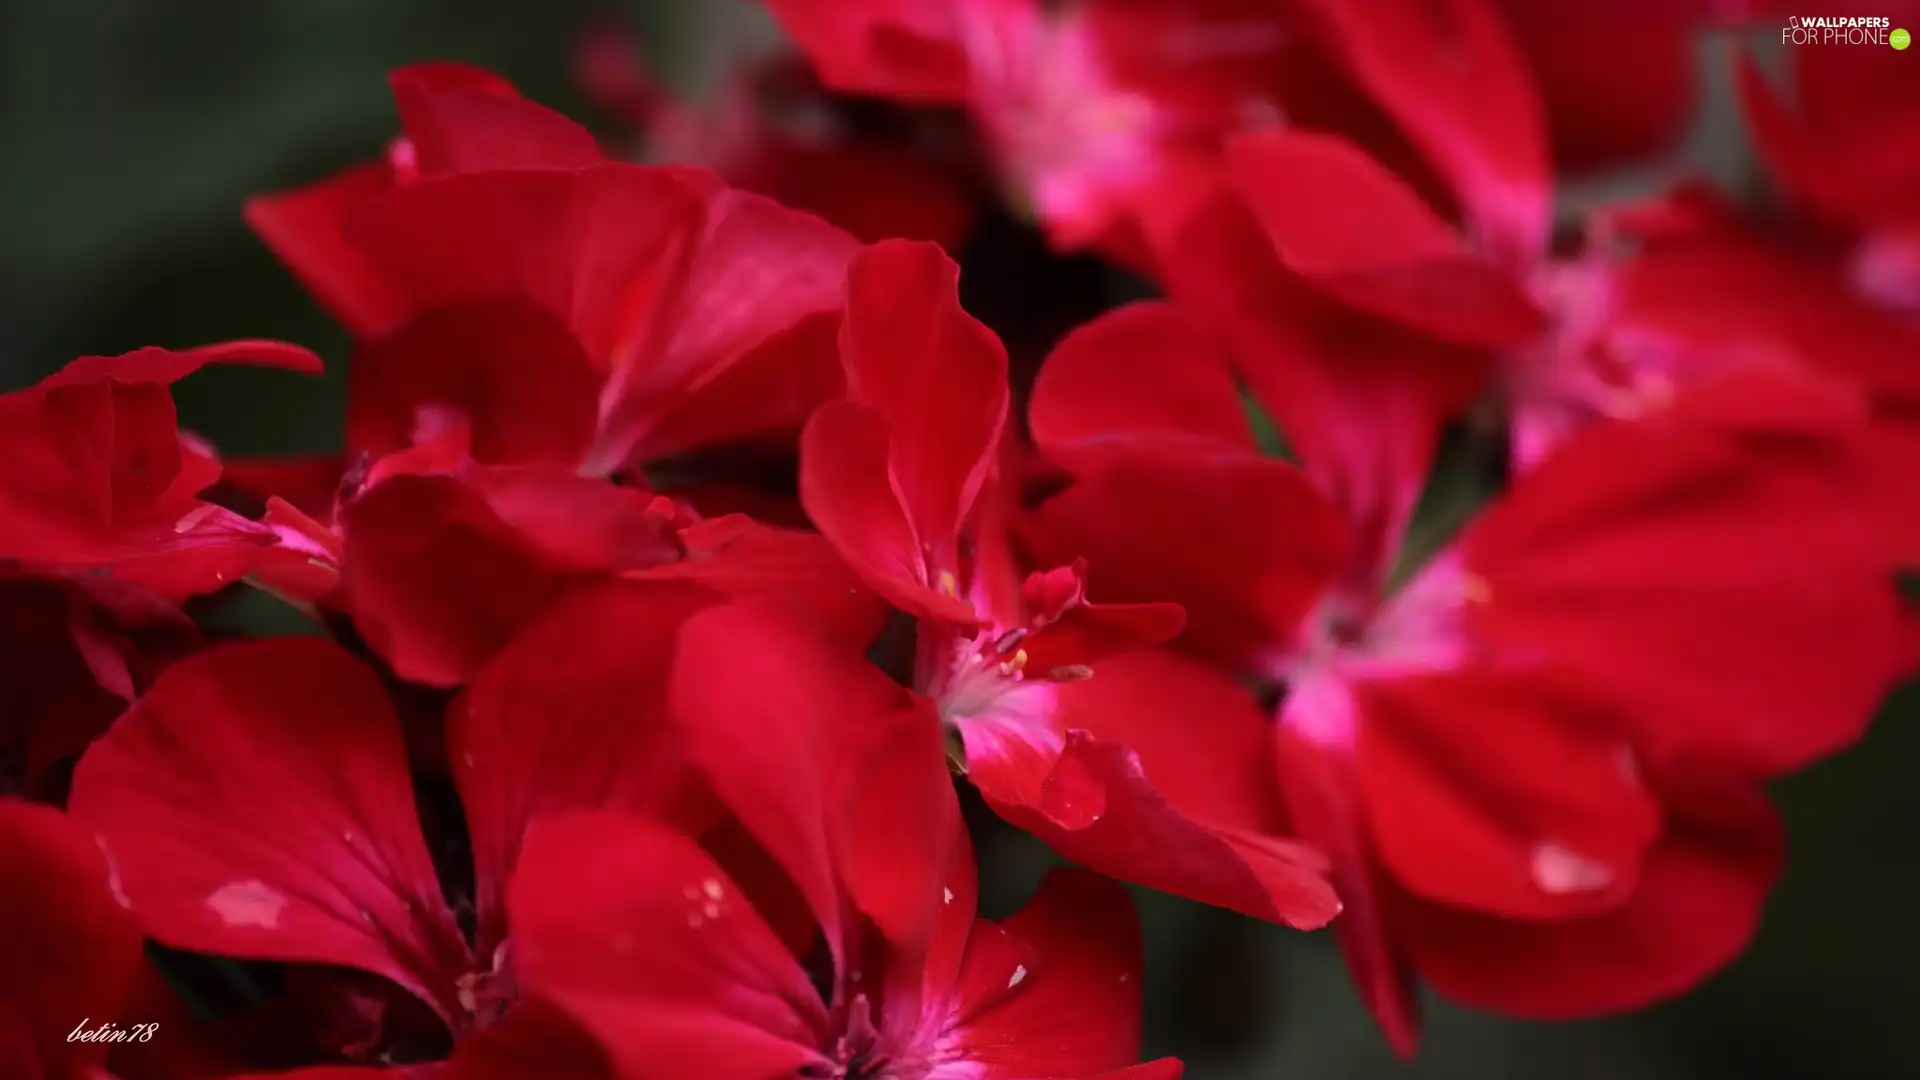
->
[172, 505, 219, 534]
[943, 887, 954, 905]
[95, 839, 131, 910]
[701, 878, 723, 900]
[206, 880, 288, 929]
[1530, 842, 1614, 895]
[1007, 964, 1028, 989]
[702, 901, 721, 919]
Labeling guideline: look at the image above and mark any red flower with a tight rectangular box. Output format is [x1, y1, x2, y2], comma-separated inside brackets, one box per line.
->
[0, 342, 319, 796]
[228, 65, 890, 685]
[507, 602, 1182, 1080]
[66, 583, 731, 1076]
[0, 343, 322, 598]
[573, 23, 978, 250]
[1024, 298, 1905, 1051]
[799, 240, 1341, 931]
[1208, 13, 1920, 502]
[758, 0, 1300, 258]
[242, 63, 859, 484]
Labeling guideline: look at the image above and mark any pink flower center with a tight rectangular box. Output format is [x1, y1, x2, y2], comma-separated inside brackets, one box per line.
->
[817, 994, 950, 1080]
[1273, 552, 1478, 748]
[1504, 259, 1681, 468]
[959, 7, 1162, 234]
[926, 624, 1042, 722]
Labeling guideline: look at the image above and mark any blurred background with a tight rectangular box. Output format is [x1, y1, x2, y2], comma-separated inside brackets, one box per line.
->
[2, 2, 1915, 1077]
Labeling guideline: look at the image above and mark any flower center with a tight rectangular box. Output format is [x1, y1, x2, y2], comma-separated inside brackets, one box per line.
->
[1279, 552, 1477, 689]
[816, 994, 938, 1080]
[931, 626, 1035, 723]
[453, 942, 517, 1033]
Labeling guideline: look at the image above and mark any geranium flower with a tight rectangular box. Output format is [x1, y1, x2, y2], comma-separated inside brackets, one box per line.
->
[758, 0, 1299, 259]
[241, 63, 860, 489]
[506, 602, 1183, 1080]
[67, 583, 731, 1077]
[1024, 299, 1908, 1051]
[799, 239, 1341, 931]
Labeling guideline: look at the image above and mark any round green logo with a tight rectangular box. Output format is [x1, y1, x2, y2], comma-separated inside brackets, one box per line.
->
[1894, 28, 1912, 49]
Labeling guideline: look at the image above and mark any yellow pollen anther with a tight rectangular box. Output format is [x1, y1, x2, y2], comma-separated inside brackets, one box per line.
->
[936, 570, 960, 596]
[999, 648, 1029, 676]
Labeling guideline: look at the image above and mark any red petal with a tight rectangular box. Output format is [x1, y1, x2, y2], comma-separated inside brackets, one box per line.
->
[1227, 129, 1544, 348]
[1029, 301, 1259, 474]
[950, 869, 1147, 1077]
[801, 401, 978, 625]
[0, 800, 144, 1078]
[760, 0, 972, 101]
[452, 581, 719, 952]
[1273, 707, 1422, 1056]
[1467, 368, 1911, 777]
[245, 163, 413, 337]
[346, 299, 603, 466]
[1356, 674, 1662, 920]
[340, 474, 569, 687]
[0, 373, 280, 599]
[1230, 309, 1485, 578]
[66, 638, 473, 1020]
[625, 513, 890, 647]
[441, 997, 614, 1080]
[388, 62, 604, 177]
[42, 340, 325, 385]
[595, 187, 858, 471]
[341, 165, 708, 368]
[1023, 457, 1351, 670]
[1301, 0, 1551, 262]
[1398, 778, 1783, 1018]
[669, 603, 912, 956]
[831, 700, 964, 953]
[1020, 596, 1186, 674]
[739, 139, 978, 250]
[1504, 10, 1696, 172]
[988, 651, 1342, 931]
[509, 811, 826, 1079]
[1736, 45, 1920, 229]
[839, 240, 1010, 560]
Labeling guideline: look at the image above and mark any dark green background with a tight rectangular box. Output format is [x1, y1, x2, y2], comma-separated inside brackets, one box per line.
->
[2, 3, 1914, 1076]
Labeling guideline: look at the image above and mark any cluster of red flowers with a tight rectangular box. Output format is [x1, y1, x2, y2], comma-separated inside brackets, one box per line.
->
[4, 1, 1917, 1078]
